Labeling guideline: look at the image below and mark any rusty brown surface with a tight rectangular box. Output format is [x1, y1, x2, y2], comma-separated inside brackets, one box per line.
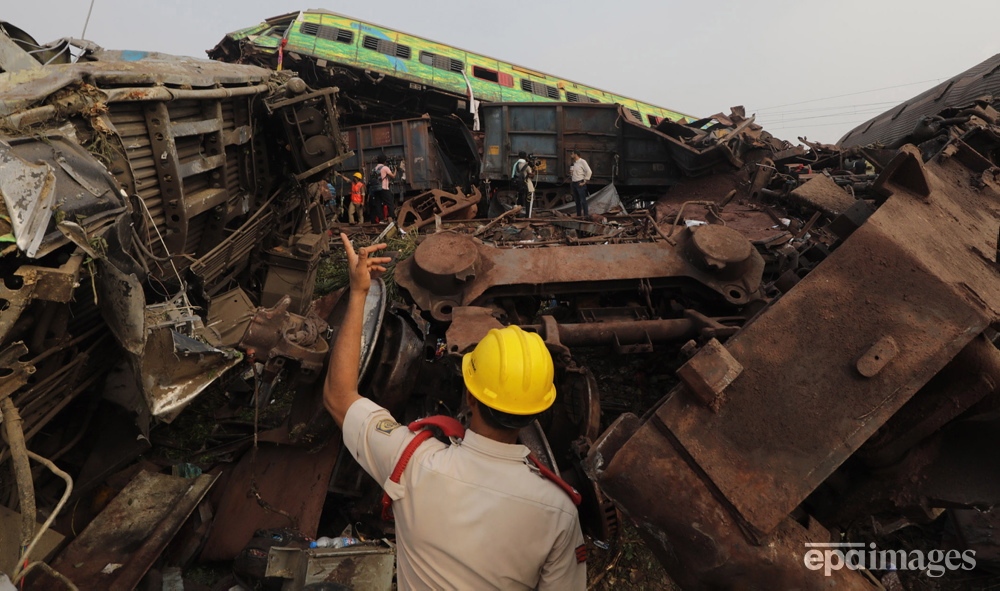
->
[200, 441, 340, 561]
[656, 147, 1000, 536]
[789, 173, 857, 215]
[675, 337, 743, 409]
[444, 306, 505, 355]
[39, 471, 216, 591]
[395, 227, 765, 322]
[397, 186, 481, 232]
[588, 414, 873, 590]
[239, 295, 331, 381]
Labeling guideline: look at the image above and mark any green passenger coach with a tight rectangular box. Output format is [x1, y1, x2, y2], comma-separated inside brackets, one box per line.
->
[215, 10, 694, 128]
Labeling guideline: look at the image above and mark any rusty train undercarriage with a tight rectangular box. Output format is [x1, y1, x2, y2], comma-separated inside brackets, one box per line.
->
[3, 19, 1000, 591]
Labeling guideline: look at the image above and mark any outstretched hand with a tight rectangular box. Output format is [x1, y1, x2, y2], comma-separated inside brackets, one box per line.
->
[340, 233, 392, 294]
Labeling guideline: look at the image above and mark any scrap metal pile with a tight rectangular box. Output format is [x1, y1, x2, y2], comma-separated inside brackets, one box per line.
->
[3, 17, 1000, 590]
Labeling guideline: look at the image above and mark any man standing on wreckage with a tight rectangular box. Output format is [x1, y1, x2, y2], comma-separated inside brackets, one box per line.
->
[322, 234, 586, 590]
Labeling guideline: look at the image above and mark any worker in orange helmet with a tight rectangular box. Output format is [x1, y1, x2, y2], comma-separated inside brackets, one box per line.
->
[335, 171, 366, 224]
[323, 234, 586, 590]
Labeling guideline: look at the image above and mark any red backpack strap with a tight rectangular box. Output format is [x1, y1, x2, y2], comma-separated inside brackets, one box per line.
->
[380, 416, 466, 521]
[407, 415, 465, 438]
[527, 454, 582, 506]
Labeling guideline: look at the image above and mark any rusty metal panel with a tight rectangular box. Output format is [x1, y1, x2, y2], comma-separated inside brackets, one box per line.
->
[397, 186, 480, 231]
[480, 102, 677, 186]
[658, 147, 1000, 535]
[395, 227, 764, 322]
[589, 414, 873, 590]
[41, 471, 216, 591]
[200, 442, 340, 561]
[340, 116, 451, 191]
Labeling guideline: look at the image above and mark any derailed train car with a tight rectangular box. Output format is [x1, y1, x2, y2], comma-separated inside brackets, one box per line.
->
[0, 25, 349, 570]
[6, 16, 1000, 591]
[387, 95, 1000, 590]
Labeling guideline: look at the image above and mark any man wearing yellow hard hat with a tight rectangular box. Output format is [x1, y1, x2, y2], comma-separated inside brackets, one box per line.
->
[324, 234, 586, 590]
[334, 171, 366, 224]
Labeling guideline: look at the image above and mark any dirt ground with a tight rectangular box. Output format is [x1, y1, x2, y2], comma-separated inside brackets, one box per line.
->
[587, 522, 678, 590]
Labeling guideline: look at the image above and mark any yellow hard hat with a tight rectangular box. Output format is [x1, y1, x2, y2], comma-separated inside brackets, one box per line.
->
[353, 172, 363, 179]
[462, 326, 556, 415]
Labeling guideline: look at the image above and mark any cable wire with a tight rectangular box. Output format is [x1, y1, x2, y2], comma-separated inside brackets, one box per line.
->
[754, 78, 946, 112]
[80, 0, 96, 40]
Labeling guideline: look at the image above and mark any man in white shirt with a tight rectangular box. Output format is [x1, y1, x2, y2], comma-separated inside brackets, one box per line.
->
[511, 151, 534, 216]
[324, 234, 587, 590]
[568, 150, 592, 217]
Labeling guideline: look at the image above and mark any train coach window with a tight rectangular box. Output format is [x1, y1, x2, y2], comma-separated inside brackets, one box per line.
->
[473, 66, 498, 82]
[627, 108, 642, 119]
[588, 97, 601, 103]
[300, 22, 354, 44]
[566, 91, 581, 102]
[521, 79, 560, 100]
[363, 35, 411, 59]
[419, 51, 464, 73]
[473, 66, 513, 87]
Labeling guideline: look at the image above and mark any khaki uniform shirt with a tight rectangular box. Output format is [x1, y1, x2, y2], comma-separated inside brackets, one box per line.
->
[343, 398, 587, 590]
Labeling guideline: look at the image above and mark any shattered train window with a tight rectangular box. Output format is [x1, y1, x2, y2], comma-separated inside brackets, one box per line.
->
[473, 66, 513, 87]
[362, 35, 411, 59]
[521, 79, 560, 100]
[419, 51, 464, 73]
[300, 22, 354, 44]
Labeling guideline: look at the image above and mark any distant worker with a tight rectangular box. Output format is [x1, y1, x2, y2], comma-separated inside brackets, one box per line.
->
[372, 154, 396, 224]
[568, 150, 592, 217]
[307, 177, 334, 221]
[324, 235, 587, 590]
[328, 178, 342, 221]
[337, 171, 366, 224]
[511, 150, 535, 216]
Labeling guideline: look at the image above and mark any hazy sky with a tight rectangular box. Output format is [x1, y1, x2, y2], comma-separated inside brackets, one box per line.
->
[6, 0, 999, 144]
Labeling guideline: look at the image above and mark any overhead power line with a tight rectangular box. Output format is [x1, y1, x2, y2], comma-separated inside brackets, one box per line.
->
[762, 100, 902, 117]
[754, 78, 945, 112]
[761, 106, 894, 125]
[767, 119, 876, 132]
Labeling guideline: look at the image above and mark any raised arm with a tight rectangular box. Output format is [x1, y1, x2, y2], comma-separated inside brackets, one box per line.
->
[323, 233, 392, 427]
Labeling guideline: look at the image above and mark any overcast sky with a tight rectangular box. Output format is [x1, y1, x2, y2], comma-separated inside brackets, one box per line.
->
[6, 0, 999, 144]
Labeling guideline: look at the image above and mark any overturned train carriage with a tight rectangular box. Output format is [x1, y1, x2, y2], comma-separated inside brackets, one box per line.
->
[584, 112, 1000, 587]
[0, 39, 347, 458]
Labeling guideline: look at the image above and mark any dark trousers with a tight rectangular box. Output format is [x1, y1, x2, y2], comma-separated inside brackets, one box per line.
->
[372, 189, 393, 222]
[515, 189, 529, 214]
[572, 182, 589, 217]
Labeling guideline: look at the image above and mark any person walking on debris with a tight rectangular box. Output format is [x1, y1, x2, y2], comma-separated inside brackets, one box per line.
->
[323, 234, 587, 590]
[337, 171, 366, 224]
[372, 155, 396, 224]
[511, 151, 534, 216]
[568, 150, 592, 217]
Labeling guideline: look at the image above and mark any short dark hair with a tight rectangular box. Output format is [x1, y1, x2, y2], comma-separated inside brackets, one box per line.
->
[570, 150, 580, 157]
[475, 398, 539, 430]
[377, 154, 387, 164]
[518, 151, 528, 159]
